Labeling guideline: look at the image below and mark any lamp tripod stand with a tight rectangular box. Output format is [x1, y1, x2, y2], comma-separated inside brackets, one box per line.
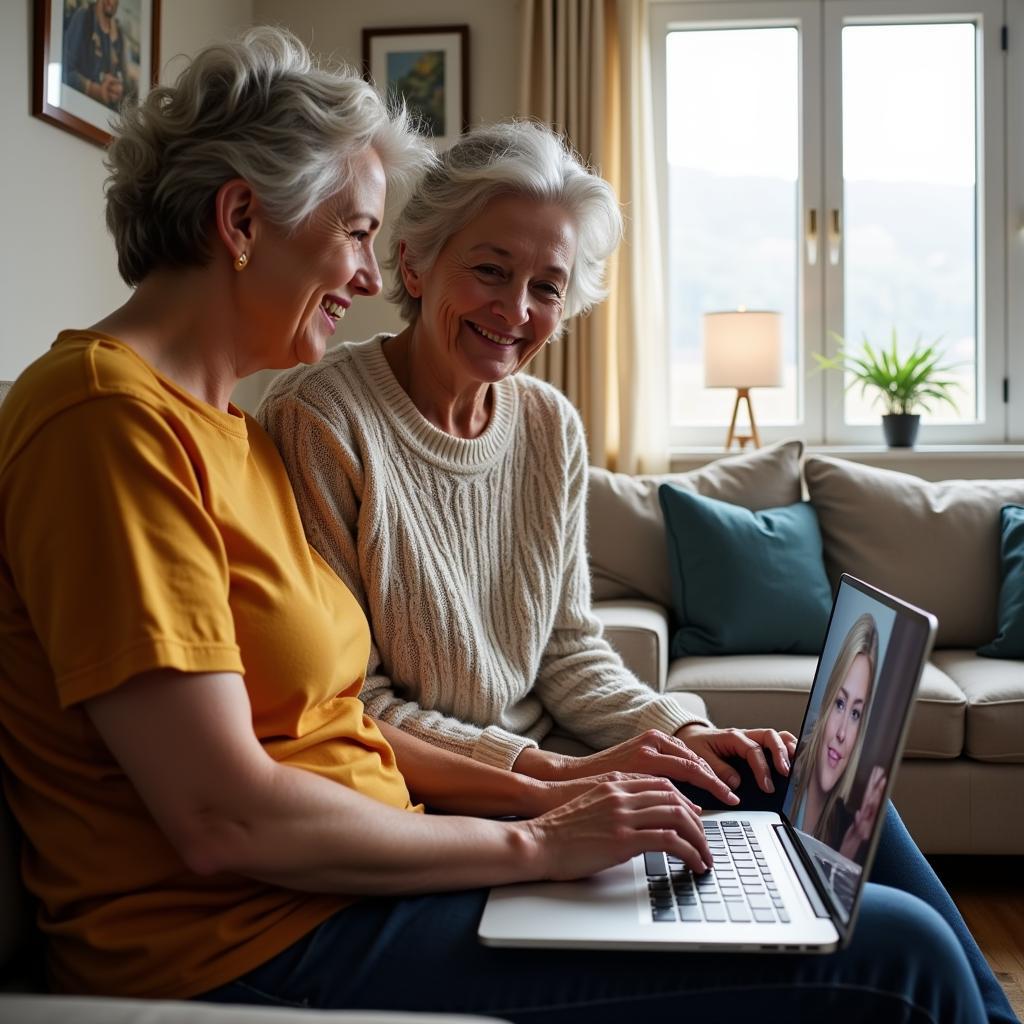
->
[724, 387, 761, 450]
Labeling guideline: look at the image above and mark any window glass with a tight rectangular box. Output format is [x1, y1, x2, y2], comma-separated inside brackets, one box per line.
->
[666, 27, 800, 426]
[841, 22, 978, 424]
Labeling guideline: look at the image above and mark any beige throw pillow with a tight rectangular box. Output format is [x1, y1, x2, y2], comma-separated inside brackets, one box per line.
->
[587, 440, 805, 607]
[804, 456, 1024, 648]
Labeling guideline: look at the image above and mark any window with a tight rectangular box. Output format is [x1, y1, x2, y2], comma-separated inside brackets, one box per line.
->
[651, 0, 1013, 447]
[664, 25, 801, 429]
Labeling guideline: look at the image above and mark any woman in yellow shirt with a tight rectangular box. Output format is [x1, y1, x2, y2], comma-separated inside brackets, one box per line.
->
[0, 26, 1000, 1024]
[0, 23, 716, 1004]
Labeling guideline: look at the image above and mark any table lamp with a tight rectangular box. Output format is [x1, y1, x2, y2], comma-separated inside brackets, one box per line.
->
[703, 310, 783, 450]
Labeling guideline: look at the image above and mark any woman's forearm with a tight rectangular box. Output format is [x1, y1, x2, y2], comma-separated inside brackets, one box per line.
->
[362, 674, 532, 769]
[85, 670, 542, 895]
[227, 758, 714, 892]
[206, 756, 541, 894]
[512, 744, 571, 781]
[377, 719, 552, 816]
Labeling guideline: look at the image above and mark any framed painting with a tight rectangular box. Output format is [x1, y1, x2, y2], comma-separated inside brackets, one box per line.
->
[362, 25, 469, 150]
[33, 0, 162, 147]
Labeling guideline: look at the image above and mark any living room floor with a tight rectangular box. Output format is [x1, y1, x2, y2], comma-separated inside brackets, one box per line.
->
[931, 856, 1024, 1018]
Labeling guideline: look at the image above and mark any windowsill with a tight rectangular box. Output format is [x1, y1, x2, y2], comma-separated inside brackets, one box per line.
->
[668, 443, 1024, 478]
[806, 444, 1024, 457]
[670, 443, 1024, 459]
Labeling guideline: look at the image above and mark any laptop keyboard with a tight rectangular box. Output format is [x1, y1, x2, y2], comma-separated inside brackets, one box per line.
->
[644, 819, 791, 924]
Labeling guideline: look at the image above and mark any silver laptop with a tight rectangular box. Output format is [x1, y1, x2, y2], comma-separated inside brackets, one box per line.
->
[479, 575, 937, 953]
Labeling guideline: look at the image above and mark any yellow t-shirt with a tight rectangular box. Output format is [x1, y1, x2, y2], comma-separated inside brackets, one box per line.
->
[0, 332, 419, 999]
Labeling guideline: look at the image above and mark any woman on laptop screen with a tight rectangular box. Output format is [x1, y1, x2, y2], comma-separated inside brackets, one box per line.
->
[789, 613, 888, 862]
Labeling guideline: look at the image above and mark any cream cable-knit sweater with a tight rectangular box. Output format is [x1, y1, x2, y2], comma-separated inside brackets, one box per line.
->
[257, 335, 702, 769]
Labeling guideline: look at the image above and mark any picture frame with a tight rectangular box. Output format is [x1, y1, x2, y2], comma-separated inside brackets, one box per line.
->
[33, 0, 162, 147]
[362, 25, 469, 150]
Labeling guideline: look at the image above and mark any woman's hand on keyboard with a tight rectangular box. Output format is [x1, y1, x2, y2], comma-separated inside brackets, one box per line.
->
[676, 724, 798, 795]
[526, 776, 713, 880]
[534, 772, 703, 817]
[515, 731, 740, 806]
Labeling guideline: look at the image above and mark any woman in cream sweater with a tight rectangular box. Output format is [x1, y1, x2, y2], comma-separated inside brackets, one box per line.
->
[258, 120, 791, 799]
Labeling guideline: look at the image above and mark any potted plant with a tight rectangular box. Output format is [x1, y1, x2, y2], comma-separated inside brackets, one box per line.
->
[813, 330, 962, 447]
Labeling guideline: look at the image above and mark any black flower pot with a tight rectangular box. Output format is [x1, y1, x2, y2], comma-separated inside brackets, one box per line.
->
[882, 413, 921, 448]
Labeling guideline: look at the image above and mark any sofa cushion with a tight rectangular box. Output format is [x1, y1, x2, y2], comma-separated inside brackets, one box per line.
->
[978, 505, 1024, 658]
[804, 456, 1024, 648]
[931, 650, 1024, 762]
[893, 759, 1024, 854]
[588, 440, 804, 606]
[658, 488, 832, 656]
[0, 996, 511, 1022]
[665, 654, 817, 735]
[665, 656, 966, 759]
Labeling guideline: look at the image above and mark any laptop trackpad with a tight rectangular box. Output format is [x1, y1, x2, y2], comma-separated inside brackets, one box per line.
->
[479, 860, 638, 944]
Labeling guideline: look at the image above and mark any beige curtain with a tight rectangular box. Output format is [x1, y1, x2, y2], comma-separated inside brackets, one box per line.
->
[520, 0, 668, 473]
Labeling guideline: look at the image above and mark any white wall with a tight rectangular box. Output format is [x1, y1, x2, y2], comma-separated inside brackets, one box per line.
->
[160, 1, 255, 85]
[0, 0, 253, 384]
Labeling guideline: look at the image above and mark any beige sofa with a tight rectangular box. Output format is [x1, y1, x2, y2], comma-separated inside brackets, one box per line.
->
[587, 440, 1024, 855]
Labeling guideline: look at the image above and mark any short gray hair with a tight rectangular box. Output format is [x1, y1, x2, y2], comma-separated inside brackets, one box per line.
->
[386, 120, 623, 326]
[105, 26, 432, 286]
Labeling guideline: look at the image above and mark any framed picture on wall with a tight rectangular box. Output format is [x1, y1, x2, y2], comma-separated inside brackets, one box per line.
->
[33, 0, 162, 147]
[362, 25, 469, 150]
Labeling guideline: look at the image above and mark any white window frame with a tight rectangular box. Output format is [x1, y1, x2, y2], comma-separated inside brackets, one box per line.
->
[651, 1, 824, 449]
[823, 0, 1006, 444]
[1008, 0, 1024, 440]
[652, 0, 1012, 447]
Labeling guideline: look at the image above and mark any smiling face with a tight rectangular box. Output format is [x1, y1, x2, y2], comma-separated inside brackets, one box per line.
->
[242, 146, 386, 372]
[816, 652, 872, 794]
[401, 193, 577, 386]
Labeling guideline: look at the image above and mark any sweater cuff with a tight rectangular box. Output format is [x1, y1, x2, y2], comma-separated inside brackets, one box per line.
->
[472, 726, 537, 770]
[639, 695, 711, 737]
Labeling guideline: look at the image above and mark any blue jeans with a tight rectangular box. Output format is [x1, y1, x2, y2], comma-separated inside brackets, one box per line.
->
[198, 778, 1016, 1023]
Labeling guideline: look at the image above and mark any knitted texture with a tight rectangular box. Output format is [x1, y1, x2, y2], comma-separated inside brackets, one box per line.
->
[258, 335, 701, 768]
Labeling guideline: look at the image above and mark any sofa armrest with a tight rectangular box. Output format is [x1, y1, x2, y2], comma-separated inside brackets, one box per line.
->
[0, 995, 508, 1023]
[593, 600, 669, 693]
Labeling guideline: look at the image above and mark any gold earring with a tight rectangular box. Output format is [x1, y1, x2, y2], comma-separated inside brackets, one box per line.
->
[234, 252, 249, 271]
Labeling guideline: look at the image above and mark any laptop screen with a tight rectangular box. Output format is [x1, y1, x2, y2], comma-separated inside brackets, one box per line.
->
[781, 575, 936, 926]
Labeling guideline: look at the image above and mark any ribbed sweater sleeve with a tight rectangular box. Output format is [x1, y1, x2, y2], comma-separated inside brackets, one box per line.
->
[531, 409, 704, 747]
[257, 336, 704, 773]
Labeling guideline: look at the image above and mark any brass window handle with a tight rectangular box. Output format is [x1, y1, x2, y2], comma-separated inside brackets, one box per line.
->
[828, 208, 842, 265]
[806, 208, 818, 265]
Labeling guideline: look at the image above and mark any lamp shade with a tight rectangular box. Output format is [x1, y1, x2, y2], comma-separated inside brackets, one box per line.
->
[703, 311, 784, 388]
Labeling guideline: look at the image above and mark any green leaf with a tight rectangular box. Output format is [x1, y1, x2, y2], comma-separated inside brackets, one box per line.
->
[809, 328, 963, 416]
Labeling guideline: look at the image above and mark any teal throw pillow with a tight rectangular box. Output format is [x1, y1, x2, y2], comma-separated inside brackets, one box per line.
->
[658, 485, 833, 657]
[978, 505, 1024, 658]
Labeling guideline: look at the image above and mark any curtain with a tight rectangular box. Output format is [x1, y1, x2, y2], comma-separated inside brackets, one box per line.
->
[520, 0, 668, 473]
